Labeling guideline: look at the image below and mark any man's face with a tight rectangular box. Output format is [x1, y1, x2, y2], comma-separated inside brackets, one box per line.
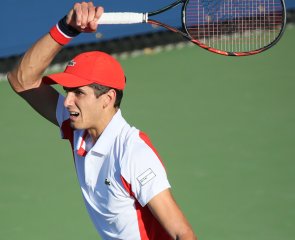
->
[63, 85, 105, 130]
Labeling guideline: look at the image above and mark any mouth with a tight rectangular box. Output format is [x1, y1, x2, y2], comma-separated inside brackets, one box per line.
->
[69, 111, 80, 120]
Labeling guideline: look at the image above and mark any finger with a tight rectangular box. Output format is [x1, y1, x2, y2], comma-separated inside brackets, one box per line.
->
[66, 8, 74, 25]
[87, 6, 104, 31]
[87, 5, 96, 24]
[88, 21, 98, 32]
[84, 6, 103, 32]
[73, 3, 82, 27]
[81, 2, 89, 29]
[93, 6, 104, 24]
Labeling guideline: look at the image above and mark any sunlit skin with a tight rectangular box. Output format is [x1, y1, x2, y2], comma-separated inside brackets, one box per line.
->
[63, 85, 117, 142]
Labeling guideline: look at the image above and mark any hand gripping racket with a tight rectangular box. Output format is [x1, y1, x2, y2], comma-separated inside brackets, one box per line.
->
[98, 0, 286, 56]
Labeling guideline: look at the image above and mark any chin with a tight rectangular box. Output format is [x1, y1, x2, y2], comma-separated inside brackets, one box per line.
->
[70, 122, 86, 130]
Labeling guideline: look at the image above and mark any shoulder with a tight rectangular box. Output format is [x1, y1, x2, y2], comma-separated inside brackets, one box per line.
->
[119, 128, 165, 173]
[120, 127, 160, 159]
[119, 128, 170, 206]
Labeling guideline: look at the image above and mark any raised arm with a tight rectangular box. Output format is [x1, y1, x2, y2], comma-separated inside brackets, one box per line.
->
[7, 2, 103, 125]
[7, 34, 62, 125]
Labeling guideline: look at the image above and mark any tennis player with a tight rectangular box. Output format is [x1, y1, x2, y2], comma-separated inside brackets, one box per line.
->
[7, 2, 197, 240]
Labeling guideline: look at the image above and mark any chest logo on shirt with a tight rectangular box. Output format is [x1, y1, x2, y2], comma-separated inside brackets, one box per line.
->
[137, 168, 156, 186]
[104, 178, 111, 186]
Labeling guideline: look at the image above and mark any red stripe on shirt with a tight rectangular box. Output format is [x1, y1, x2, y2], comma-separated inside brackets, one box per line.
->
[120, 176, 172, 240]
[139, 131, 166, 169]
[77, 131, 88, 157]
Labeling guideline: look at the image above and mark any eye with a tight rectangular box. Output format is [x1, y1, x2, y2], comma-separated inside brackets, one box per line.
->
[74, 89, 84, 96]
[63, 87, 85, 97]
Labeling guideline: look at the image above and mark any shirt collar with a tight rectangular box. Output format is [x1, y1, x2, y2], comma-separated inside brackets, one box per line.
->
[90, 109, 127, 155]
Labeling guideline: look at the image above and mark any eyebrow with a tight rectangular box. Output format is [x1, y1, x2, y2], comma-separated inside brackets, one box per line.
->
[63, 86, 81, 92]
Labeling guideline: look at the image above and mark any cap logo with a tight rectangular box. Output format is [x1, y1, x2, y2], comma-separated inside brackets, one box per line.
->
[68, 60, 76, 67]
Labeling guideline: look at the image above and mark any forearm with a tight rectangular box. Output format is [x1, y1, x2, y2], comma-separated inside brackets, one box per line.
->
[173, 219, 197, 240]
[148, 189, 197, 240]
[7, 33, 62, 92]
[176, 230, 197, 240]
[7, 2, 102, 93]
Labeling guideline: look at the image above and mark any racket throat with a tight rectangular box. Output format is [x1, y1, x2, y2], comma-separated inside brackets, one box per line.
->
[143, 13, 149, 23]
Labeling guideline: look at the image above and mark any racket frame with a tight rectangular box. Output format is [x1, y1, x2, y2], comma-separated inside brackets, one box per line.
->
[184, 0, 287, 56]
[98, 0, 287, 56]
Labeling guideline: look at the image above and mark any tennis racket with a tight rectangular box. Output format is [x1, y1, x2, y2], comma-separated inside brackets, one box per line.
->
[98, 0, 286, 56]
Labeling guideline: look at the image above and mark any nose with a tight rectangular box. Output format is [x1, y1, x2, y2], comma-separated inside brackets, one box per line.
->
[64, 92, 75, 108]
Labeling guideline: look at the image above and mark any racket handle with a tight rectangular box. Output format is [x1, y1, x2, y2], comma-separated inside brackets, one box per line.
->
[97, 12, 147, 24]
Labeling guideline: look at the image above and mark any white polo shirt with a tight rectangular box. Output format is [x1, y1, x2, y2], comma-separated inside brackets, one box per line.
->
[56, 95, 172, 240]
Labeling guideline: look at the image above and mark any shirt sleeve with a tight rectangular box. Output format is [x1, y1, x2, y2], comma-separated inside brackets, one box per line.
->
[55, 94, 71, 139]
[121, 131, 171, 207]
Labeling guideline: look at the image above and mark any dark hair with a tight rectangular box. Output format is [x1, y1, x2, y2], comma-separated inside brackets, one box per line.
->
[89, 83, 123, 108]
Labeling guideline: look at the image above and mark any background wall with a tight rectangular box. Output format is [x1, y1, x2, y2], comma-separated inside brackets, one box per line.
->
[0, 0, 294, 58]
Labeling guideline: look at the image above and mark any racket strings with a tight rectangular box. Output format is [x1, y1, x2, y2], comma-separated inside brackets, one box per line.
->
[185, 0, 284, 53]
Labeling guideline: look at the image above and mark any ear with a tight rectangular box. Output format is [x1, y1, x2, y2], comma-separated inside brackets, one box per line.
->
[103, 89, 116, 108]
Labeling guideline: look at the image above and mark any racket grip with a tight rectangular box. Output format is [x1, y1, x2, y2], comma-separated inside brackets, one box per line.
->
[97, 12, 147, 24]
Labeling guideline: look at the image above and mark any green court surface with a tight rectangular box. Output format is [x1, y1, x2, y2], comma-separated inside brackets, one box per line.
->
[1, 27, 294, 240]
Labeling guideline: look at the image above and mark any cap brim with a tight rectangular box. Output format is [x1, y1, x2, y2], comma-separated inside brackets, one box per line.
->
[42, 72, 93, 87]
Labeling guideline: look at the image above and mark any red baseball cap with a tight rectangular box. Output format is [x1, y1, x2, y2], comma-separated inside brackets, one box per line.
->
[43, 51, 126, 90]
